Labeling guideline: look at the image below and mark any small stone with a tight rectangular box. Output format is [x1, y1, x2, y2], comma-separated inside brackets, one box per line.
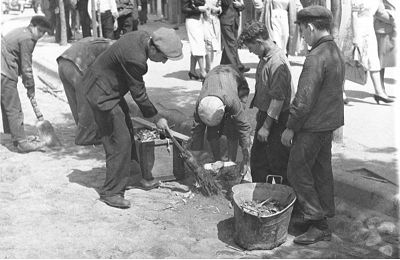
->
[365, 216, 383, 229]
[378, 245, 393, 257]
[377, 221, 397, 235]
[365, 230, 382, 247]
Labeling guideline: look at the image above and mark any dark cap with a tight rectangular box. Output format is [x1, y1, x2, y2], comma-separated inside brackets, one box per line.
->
[151, 27, 183, 60]
[30, 15, 52, 33]
[295, 5, 332, 24]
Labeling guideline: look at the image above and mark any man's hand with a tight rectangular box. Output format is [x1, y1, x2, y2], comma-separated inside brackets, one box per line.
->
[197, 6, 208, 12]
[232, 0, 244, 9]
[156, 118, 169, 131]
[257, 127, 270, 143]
[239, 159, 250, 178]
[281, 128, 294, 147]
[138, 5, 142, 12]
[27, 87, 35, 99]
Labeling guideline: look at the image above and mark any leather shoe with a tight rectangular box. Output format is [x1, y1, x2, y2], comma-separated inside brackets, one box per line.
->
[16, 139, 45, 153]
[126, 179, 160, 191]
[293, 225, 332, 245]
[99, 195, 131, 209]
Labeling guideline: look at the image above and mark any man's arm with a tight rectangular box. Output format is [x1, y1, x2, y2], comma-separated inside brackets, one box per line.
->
[286, 55, 323, 132]
[19, 38, 36, 97]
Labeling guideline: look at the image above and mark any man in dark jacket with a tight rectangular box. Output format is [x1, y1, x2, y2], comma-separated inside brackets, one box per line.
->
[57, 37, 114, 146]
[1, 16, 52, 153]
[190, 65, 251, 176]
[281, 6, 345, 244]
[219, 0, 249, 72]
[81, 28, 183, 209]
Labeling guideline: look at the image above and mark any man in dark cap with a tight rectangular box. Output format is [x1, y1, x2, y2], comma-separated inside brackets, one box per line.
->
[281, 5, 345, 244]
[190, 65, 251, 176]
[1, 15, 52, 153]
[81, 28, 183, 209]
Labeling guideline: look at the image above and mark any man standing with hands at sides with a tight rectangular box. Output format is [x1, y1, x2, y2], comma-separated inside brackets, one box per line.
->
[82, 28, 183, 209]
[281, 6, 345, 244]
[238, 22, 293, 185]
[1, 16, 52, 153]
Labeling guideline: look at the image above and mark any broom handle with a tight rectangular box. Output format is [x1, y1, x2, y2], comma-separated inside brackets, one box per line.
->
[29, 96, 44, 121]
[165, 128, 186, 155]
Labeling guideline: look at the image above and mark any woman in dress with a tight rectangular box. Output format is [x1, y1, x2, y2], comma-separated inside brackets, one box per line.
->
[203, 0, 222, 72]
[351, 0, 394, 104]
[374, 0, 397, 98]
[183, 0, 208, 80]
[259, 0, 303, 55]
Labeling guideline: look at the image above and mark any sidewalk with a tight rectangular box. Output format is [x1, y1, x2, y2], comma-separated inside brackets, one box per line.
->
[31, 19, 399, 218]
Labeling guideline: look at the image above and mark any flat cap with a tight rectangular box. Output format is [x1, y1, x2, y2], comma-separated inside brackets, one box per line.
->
[295, 5, 332, 24]
[151, 27, 183, 60]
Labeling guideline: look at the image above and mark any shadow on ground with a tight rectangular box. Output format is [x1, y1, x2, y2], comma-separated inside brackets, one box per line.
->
[67, 167, 105, 193]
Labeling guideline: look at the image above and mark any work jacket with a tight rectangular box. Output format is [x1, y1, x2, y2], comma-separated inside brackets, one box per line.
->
[82, 31, 157, 118]
[1, 26, 38, 89]
[287, 35, 345, 133]
[191, 65, 251, 150]
[57, 37, 113, 74]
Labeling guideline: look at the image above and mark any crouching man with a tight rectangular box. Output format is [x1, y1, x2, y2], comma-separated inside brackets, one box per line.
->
[81, 28, 183, 209]
[189, 64, 252, 176]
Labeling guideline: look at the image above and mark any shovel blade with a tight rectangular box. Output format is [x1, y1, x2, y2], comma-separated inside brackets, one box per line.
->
[36, 120, 62, 147]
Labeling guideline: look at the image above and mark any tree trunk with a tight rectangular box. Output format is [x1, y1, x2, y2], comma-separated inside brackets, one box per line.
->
[91, 0, 98, 37]
[59, 0, 67, 45]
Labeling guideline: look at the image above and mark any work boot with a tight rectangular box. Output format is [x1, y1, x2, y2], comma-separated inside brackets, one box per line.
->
[293, 219, 332, 245]
[16, 139, 45, 153]
[99, 195, 131, 209]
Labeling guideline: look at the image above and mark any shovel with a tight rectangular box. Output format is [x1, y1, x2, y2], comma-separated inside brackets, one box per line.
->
[29, 96, 62, 147]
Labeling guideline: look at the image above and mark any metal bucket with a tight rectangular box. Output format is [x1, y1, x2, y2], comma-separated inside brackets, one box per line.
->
[232, 183, 296, 250]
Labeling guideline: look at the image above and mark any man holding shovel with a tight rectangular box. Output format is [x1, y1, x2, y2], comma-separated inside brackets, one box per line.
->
[1, 16, 52, 153]
[81, 28, 183, 209]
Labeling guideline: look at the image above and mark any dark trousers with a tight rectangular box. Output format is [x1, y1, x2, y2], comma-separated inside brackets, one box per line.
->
[220, 23, 242, 69]
[55, 7, 72, 43]
[287, 131, 335, 221]
[100, 10, 115, 39]
[139, 0, 148, 23]
[77, 0, 91, 37]
[58, 59, 99, 145]
[1, 75, 26, 143]
[114, 14, 138, 39]
[90, 96, 138, 197]
[250, 110, 290, 183]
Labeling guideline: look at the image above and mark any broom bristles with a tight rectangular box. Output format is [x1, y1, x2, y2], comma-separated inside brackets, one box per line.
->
[194, 167, 222, 196]
[37, 120, 62, 147]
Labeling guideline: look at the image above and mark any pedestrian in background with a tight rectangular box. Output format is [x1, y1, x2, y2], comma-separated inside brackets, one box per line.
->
[190, 65, 251, 175]
[40, 0, 56, 35]
[374, 0, 397, 98]
[77, 0, 92, 37]
[182, 0, 208, 80]
[203, 0, 222, 72]
[87, 0, 119, 39]
[1, 16, 52, 153]
[219, 0, 249, 72]
[239, 22, 293, 184]
[53, 0, 74, 43]
[81, 28, 183, 209]
[114, 0, 141, 39]
[139, 0, 148, 24]
[259, 0, 303, 55]
[57, 37, 114, 146]
[281, 6, 345, 244]
[351, 0, 394, 104]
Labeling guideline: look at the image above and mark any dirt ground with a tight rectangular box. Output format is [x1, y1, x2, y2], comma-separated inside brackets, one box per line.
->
[0, 75, 399, 259]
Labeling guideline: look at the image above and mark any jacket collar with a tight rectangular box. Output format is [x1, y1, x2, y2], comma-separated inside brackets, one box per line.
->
[261, 42, 280, 60]
[310, 35, 334, 51]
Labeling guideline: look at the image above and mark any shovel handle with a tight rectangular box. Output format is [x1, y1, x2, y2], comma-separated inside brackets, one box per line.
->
[29, 96, 44, 121]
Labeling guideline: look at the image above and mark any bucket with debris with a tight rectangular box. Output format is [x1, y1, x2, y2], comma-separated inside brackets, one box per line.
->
[232, 182, 296, 250]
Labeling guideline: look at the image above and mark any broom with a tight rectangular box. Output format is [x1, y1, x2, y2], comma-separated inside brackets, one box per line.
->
[29, 96, 62, 147]
[165, 128, 221, 196]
